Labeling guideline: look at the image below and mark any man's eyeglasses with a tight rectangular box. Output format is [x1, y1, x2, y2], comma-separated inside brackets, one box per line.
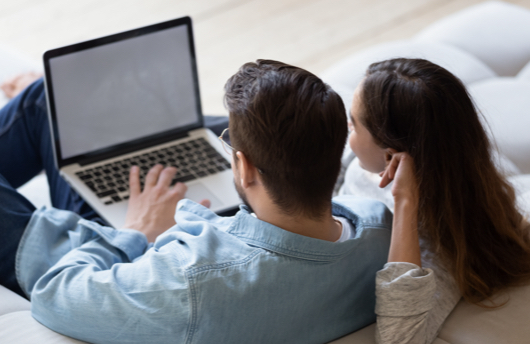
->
[218, 128, 264, 175]
[218, 128, 235, 155]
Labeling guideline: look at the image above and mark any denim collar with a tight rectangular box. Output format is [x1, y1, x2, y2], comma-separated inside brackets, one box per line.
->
[225, 202, 363, 262]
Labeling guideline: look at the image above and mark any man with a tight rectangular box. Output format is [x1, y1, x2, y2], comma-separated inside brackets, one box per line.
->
[0, 60, 391, 343]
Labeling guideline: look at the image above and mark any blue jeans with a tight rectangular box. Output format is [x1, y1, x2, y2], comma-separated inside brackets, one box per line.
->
[0, 78, 229, 298]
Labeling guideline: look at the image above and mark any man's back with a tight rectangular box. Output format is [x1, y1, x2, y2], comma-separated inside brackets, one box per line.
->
[186, 197, 391, 343]
[26, 197, 390, 344]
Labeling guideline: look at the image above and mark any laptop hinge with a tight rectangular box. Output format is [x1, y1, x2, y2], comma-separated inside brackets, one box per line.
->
[77, 131, 190, 166]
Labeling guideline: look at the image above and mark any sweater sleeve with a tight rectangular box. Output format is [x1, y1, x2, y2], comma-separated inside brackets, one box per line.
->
[340, 157, 462, 343]
[374, 256, 461, 344]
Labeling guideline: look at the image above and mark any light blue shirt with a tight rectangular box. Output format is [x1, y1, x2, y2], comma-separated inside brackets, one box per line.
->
[16, 196, 391, 344]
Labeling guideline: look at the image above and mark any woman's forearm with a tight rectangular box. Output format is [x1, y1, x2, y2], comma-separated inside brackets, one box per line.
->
[388, 199, 421, 266]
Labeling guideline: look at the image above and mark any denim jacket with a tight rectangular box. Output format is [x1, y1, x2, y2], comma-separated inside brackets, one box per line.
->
[17, 196, 391, 344]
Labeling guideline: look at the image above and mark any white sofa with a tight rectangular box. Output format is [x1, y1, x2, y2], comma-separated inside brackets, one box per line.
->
[2, 1, 530, 343]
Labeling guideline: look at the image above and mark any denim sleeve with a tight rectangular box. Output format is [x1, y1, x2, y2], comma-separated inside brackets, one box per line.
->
[30, 227, 191, 344]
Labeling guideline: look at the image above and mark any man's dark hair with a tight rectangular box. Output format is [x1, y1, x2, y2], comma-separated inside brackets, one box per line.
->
[224, 60, 348, 219]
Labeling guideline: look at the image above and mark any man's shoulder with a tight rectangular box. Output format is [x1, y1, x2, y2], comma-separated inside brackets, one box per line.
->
[332, 195, 393, 229]
[155, 200, 257, 268]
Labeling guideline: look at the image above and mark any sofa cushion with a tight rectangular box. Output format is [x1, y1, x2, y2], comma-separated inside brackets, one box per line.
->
[438, 283, 530, 344]
[468, 78, 530, 173]
[415, 1, 530, 76]
[328, 323, 452, 344]
[17, 173, 52, 209]
[0, 285, 30, 316]
[329, 323, 376, 343]
[0, 311, 85, 343]
[517, 60, 530, 80]
[320, 40, 496, 112]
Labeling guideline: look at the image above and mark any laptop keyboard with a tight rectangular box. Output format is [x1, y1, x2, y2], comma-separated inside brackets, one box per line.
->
[75, 138, 231, 205]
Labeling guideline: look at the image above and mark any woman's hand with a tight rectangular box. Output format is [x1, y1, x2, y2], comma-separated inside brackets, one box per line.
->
[379, 152, 419, 205]
[123, 165, 210, 242]
[379, 152, 421, 266]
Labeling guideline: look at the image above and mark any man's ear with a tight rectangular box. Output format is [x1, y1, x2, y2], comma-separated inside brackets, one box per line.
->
[235, 151, 259, 188]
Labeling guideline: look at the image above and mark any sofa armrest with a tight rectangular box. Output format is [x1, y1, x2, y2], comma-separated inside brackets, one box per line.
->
[328, 323, 376, 344]
[0, 311, 85, 343]
[0, 285, 30, 316]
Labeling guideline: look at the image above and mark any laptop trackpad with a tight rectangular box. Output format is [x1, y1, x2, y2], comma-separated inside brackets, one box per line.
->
[185, 183, 223, 209]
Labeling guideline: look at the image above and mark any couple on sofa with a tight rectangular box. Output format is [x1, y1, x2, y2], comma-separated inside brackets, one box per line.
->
[1, 58, 529, 344]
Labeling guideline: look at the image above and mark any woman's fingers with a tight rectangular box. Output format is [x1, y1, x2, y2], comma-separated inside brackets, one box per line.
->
[379, 154, 401, 188]
[389, 154, 402, 180]
[389, 153, 419, 202]
[379, 169, 392, 188]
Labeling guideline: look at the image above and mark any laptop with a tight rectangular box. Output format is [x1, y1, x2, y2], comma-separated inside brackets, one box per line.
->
[43, 16, 240, 228]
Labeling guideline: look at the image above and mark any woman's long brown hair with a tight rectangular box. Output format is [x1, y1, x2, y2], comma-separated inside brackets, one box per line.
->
[360, 58, 530, 303]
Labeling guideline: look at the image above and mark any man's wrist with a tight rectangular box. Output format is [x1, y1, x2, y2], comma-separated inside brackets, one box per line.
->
[123, 222, 151, 241]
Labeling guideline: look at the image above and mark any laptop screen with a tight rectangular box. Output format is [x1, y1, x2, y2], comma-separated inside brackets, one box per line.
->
[44, 17, 202, 165]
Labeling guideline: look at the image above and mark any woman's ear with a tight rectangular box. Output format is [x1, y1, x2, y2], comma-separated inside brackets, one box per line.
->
[384, 148, 399, 163]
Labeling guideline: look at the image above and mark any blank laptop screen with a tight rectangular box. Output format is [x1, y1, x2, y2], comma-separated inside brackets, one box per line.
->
[48, 24, 199, 160]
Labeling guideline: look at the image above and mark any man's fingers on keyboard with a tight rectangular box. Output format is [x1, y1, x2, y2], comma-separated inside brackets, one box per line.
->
[157, 167, 178, 187]
[129, 166, 141, 196]
[144, 164, 164, 189]
[171, 182, 188, 198]
[199, 199, 211, 208]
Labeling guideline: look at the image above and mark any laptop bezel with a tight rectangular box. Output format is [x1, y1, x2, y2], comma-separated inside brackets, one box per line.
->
[43, 16, 204, 170]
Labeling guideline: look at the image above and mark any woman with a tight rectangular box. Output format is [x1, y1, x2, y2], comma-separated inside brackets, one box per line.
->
[342, 58, 530, 343]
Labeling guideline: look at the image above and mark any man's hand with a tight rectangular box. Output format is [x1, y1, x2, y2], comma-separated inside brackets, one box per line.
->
[123, 165, 185, 242]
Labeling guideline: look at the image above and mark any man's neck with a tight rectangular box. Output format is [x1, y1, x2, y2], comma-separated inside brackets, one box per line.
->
[240, 173, 342, 242]
[252, 201, 342, 242]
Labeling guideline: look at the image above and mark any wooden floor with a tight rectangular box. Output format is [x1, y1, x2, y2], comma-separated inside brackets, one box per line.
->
[1, 0, 529, 114]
